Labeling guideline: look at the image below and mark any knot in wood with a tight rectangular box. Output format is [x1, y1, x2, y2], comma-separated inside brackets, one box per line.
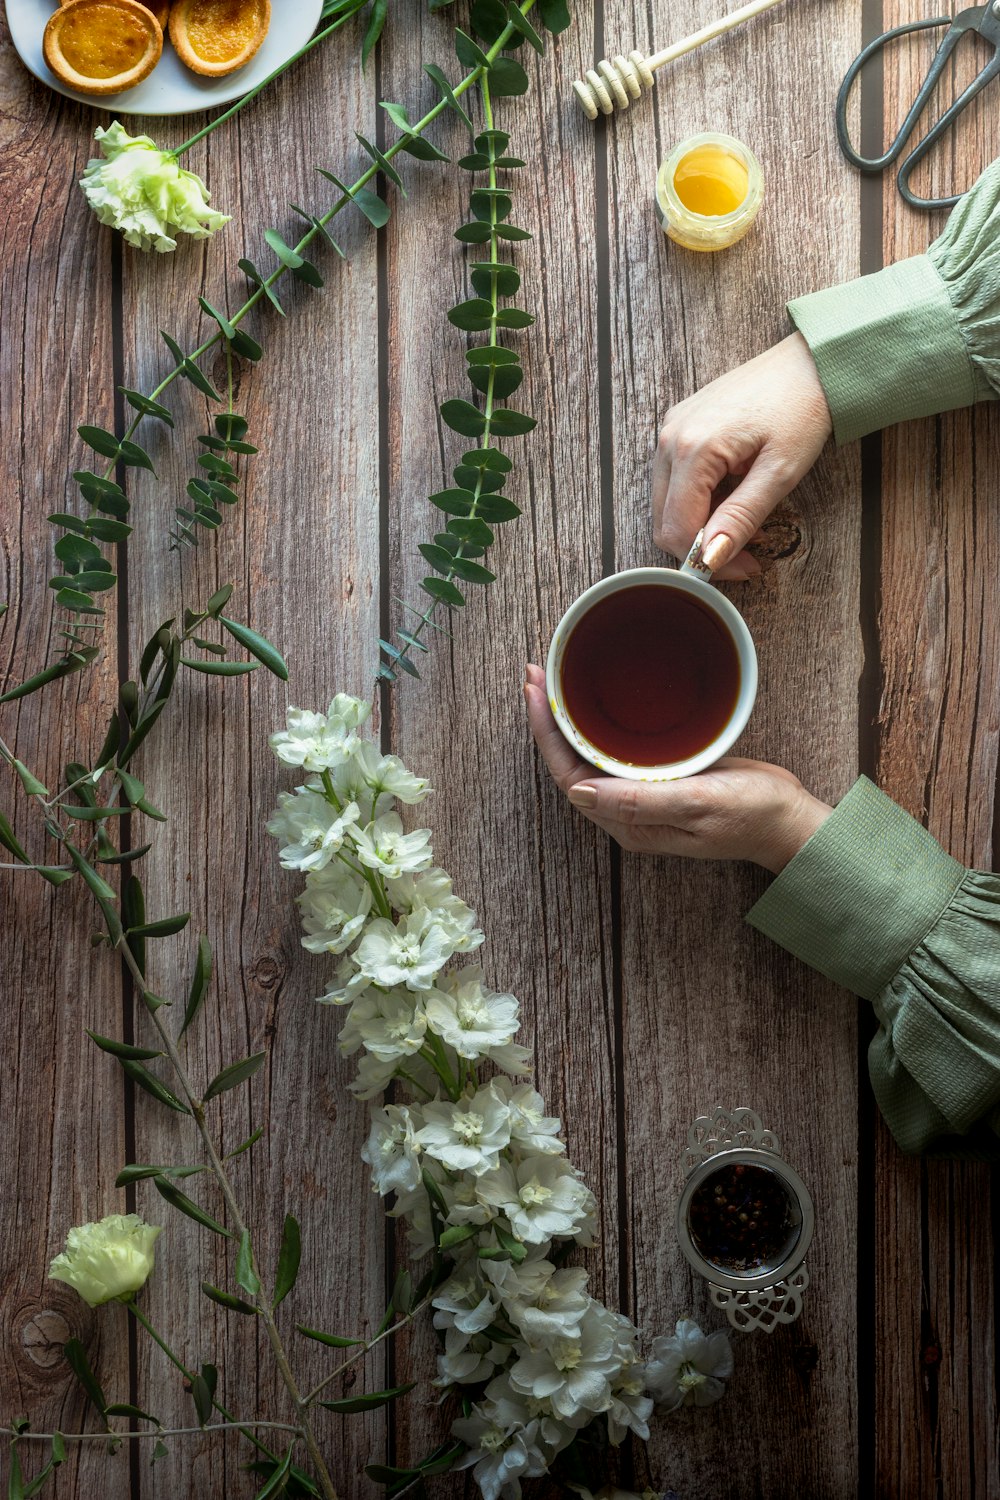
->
[10, 1288, 94, 1395]
[252, 952, 283, 990]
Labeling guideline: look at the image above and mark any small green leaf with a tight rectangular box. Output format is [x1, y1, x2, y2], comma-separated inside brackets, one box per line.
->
[318, 1382, 416, 1414]
[494, 307, 535, 328]
[115, 1163, 205, 1187]
[231, 329, 263, 362]
[505, 4, 545, 51]
[454, 221, 492, 243]
[316, 169, 390, 229]
[66, 844, 116, 900]
[418, 543, 456, 574]
[447, 298, 494, 332]
[181, 658, 259, 677]
[272, 1215, 301, 1309]
[203, 1051, 266, 1102]
[218, 616, 288, 680]
[440, 400, 486, 437]
[449, 557, 496, 584]
[77, 425, 119, 459]
[63, 1338, 107, 1416]
[120, 388, 174, 426]
[118, 440, 155, 474]
[123, 1062, 190, 1114]
[151, 1440, 168, 1464]
[536, 0, 571, 31]
[238, 258, 286, 316]
[201, 1282, 258, 1315]
[226, 1125, 263, 1159]
[13, 760, 48, 797]
[471, 262, 520, 299]
[190, 1373, 213, 1428]
[87, 1031, 162, 1061]
[355, 132, 405, 191]
[253, 1445, 293, 1500]
[489, 407, 537, 436]
[264, 229, 304, 269]
[476, 494, 522, 522]
[104, 1403, 161, 1423]
[182, 934, 212, 1037]
[154, 1177, 229, 1234]
[206, 585, 235, 617]
[361, 0, 388, 67]
[295, 1324, 364, 1349]
[428, 488, 477, 516]
[129, 914, 190, 938]
[438, 1222, 480, 1250]
[198, 297, 236, 341]
[236, 1229, 261, 1299]
[488, 56, 530, 95]
[423, 63, 473, 131]
[454, 27, 490, 68]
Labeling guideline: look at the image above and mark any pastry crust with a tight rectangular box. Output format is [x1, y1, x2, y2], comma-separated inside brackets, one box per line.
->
[61, 0, 170, 29]
[44, 0, 163, 96]
[169, 0, 270, 77]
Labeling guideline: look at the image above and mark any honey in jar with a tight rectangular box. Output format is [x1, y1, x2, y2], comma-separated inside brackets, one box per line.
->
[656, 132, 764, 252]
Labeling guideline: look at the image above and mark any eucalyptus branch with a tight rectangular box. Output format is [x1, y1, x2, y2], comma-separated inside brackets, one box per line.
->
[302, 1296, 432, 1408]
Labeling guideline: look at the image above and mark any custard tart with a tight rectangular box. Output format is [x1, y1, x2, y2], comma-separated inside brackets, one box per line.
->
[169, 0, 270, 77]
[61, 0, 170, 29]
[44, 0, 163, 96]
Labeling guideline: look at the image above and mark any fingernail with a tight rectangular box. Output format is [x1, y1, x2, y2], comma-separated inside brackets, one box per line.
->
[568, 784, 597, 809]
[701, 533, 733, 571]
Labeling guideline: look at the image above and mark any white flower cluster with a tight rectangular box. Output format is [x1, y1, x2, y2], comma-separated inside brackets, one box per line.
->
[268, 696, 731, 1499]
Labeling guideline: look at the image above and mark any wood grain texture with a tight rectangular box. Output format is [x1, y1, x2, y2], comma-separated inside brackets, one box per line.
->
[604, 1, 863, 1495]
[877, 3, 1000, 1496]
[0, 26, 132, 1499]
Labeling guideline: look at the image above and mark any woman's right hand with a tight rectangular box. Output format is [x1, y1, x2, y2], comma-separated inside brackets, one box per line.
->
[652, 332, 833, 579]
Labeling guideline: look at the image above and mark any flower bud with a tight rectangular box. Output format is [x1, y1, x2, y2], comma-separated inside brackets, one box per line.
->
[49, 1213, 162, 1307]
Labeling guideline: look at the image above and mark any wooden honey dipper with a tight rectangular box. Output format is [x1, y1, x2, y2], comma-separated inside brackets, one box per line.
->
[572, 0, 788, 119]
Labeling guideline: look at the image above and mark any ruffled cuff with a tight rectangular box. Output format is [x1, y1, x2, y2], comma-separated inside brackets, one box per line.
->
[787, 154, 1000, 443]
[745, 777, 964, 1002]
[869, 873, 1000, 1156]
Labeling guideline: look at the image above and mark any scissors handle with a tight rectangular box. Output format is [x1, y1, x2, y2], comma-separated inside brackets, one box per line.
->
[836, 15, 956, 173]
[897, 49, 1000, 207]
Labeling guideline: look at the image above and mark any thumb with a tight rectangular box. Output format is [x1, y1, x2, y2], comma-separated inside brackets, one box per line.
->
[698, 449, 797, 574]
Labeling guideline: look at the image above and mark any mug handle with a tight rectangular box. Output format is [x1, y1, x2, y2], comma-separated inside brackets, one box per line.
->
[678, 527, 714, 580]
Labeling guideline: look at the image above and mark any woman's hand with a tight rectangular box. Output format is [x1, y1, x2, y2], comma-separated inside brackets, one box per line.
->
[652, 333, 833, 580]
[524, 665, 832, 873]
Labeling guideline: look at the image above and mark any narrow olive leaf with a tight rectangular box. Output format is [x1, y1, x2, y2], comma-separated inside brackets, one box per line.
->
[423, 63, 474, 131]
[66, 844, 116, 901]
[202, 1051, 266, 1102]
[0, 812, 30, 863]
[64, 1338, 107, 1417]
[151, 1440, 168, 1464]
[118, 700, 166, 766]
[0, 656, 92, 707]
[391, 1268, 413, 1316]
[360, 0, 387, 65]
[7, 1442, 24, 1500]
[235, 1229, 261, 1299]
[51, 1434, 66, 1466]
[190, 1373, 213, 1428]
[272, 1214, 301, 1309]
[97, 843, 152, 866]
[226, 1125, 264, 1159]
[181, 658, 259, 676]
[201, 1281, 258, 1315]
[87, 1030, 162, 1061]
[438, 1222, 480, 1250]
[115, 1163, 205, 1186]
[318, 1382, 416, 1414]
[181, 934, 212, 1037]
[217, 616, 289, 680]
[206, 584, 234, 617]
[122, 1061, 190, 1114]
[295, 1324, 364, 1349]
[253, 1444, 293, 1500]
[13, 760, 48, 797]
[128, 914, 190, 938]
[154, 1177, 230, 1235]
[492, 1222, 528, 1262]
[104, 1403, 160, 1423]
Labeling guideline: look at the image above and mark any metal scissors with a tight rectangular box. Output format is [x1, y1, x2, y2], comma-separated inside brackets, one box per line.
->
[836, 2, 1000, 209]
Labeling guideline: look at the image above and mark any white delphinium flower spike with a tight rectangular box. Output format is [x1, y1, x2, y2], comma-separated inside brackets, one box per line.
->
[416, 1083, 512, 1175]
[349, 812, 433, 879]
[424, 968, 520, 1060]
[297, 862, 372, 953]
[338, 988, 427, 1061]
[387, 867, 485, 952]
[644, 1318, 734, 1410]
[432, 1267, 497, 1338]
[266, 787, 359, 873]
[352, 741, 430, 805]
[477, 1155, 594, 1244]
[354, 909, 455, 991]
[491, 1075, 565, 1155]
[361, 1104, 424, 1197]
[507, 1299, 624, 1421]
[269, 695, 370, 771]
[80, 122, 230, 252]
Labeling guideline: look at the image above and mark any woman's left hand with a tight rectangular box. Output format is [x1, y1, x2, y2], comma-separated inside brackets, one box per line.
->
[524, 665, 832, 874]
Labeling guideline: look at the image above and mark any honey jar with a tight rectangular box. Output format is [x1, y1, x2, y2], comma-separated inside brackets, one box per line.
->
[656, 132, 764, 251]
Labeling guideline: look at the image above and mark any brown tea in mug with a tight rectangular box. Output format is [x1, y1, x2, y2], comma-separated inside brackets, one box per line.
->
[560, 585, 741, 766]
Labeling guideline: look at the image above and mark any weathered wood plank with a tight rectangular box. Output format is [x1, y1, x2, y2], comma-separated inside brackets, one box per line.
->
[877, 4, 1000, 1493]
[604, 0, 863, 1493]
[0, 30, 133, 1498]
[115, 36, 384, 1498]
[379, 5, 616, 1485]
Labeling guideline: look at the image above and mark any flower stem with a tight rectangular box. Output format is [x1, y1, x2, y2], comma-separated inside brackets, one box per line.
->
[168, 3, 368, 158]
[301, 1296, 431, 1408]
[4, 1422, 304, 1444]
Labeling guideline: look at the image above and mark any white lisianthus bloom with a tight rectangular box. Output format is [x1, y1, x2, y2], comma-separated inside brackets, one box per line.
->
[354, 909, 455, 992]
[80, 122, 230, 252]
[491, 1076, 565, 1156]
[387, 868, 485, 951]
[351, 741, 430, 805]
[477, 1156, 593, 1244]
[339, 988, 427, 1060]
[269, 695, 371, 771]
[349, 813, 433, 879]
[644, 1319, 734, 1411]
[416, 1085, 512, 1175]
[267, 788, 359, 873]
[508, 1301, 623, 1421]
[298, 863, 373, 954]
[432, 1269, 497, 1337]
[361, 1104, 424, 1197]
[49, 1214, 162, 1307]
[424, 968, 520, 1060]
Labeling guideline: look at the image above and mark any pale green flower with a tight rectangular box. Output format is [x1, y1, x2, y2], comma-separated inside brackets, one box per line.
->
[49, 1213, 162, 1307]
[80, 123, 230, 253]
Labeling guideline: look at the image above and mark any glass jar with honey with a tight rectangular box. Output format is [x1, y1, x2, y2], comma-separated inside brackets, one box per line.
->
[656, 132, 764, 252]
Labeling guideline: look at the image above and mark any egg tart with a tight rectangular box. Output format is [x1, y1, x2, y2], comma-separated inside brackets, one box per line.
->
[44, 0, 163, 96]
[60, 0, 170, 29]
[169, 0, 270, 77]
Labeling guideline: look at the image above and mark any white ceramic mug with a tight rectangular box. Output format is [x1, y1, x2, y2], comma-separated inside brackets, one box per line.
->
[545, 533, 758, 781]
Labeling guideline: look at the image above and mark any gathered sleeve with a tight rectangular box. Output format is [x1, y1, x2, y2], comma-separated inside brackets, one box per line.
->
[745, 777, 1000, 1158]
[784, 156, 1000, 443]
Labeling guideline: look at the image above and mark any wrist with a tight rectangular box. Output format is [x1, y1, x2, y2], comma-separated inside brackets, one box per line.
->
[758, 787, 833, 875]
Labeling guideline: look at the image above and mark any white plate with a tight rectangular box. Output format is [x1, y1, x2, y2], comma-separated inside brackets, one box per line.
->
[5, 0, 323, 117]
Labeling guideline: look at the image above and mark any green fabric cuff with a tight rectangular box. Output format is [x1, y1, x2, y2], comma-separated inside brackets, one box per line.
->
[787, 256, 977, 444]
[745, 777, 964, 1001]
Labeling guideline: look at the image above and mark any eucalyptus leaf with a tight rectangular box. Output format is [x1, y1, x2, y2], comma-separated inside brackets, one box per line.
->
[488, 56, 530, 95]
[355, 132, 405, 191]
[421, 577, 465, 608]
[454, 27, 490, 68]
[440, 400, 486, 437]
[505, 4, 545, 51]
[120, 388, 174, 426]
[77, 425, 119, 459]
[447, 298, 494, 332]
[537, 0, 571, 31]
[489, 406, 536, 435]
[238, 258, 286, 316]
[198, 297, 236, 341]
[423, 63, 474, 131]
[180, 359, 222, 402]
[264, 228, 304, 270]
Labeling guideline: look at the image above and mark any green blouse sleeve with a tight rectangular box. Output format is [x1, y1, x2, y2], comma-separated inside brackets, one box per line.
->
[785, 156, 1000, 443]
[745, 778, 1000, 1158]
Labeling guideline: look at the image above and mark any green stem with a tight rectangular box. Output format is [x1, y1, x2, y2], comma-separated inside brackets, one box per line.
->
[169, 3, 368, 158]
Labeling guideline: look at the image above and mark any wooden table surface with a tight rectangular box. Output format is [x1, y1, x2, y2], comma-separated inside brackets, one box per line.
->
[2, 2, 998, 1496]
